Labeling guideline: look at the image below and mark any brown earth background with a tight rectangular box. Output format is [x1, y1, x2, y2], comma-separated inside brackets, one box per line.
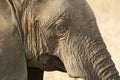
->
[44, 0, 120, 80]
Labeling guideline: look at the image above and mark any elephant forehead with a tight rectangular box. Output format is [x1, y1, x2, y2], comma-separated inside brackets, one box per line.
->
[38, 0, 70, 26]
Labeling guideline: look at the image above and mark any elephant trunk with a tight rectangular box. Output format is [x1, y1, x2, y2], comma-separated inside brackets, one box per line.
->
[83, 21, 120, 80]
[92, 48, 120, 80]
[57, 20, 120, 80]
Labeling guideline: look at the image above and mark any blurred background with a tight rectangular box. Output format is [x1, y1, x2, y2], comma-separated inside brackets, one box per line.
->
[44, 0, 120, 80]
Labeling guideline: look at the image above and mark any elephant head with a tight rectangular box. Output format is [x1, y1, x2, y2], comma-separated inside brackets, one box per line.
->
[22, 0, 120, 80]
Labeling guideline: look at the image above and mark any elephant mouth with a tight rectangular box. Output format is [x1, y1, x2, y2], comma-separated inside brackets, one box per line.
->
[27, 52, 66, 72]
[37, 53, 66, 72]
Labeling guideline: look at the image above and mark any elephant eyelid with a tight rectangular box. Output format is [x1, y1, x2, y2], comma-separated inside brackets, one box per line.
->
[54, 18, 69, 37]
[47, 12, 65, 29]
[55, 18, 65, 25]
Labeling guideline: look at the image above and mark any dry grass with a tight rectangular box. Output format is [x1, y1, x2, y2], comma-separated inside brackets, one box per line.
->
[44, 0, 120, 80]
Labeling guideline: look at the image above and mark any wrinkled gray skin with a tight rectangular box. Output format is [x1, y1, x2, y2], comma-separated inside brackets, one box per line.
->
[0, 0, 27, 80]
[0, 0, 120, 80]
[22, 0, 120, 80]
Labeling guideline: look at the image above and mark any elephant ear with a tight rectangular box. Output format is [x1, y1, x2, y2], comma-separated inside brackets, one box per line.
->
[35, 53, 66, 71]
[6, 0, 24, 41]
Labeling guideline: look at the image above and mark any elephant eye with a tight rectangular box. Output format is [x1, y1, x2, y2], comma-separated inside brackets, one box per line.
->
[55, 19, 68, 36]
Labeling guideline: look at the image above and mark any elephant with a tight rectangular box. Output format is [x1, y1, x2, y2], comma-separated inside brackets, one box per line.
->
[21, 0, 120, 80]
[0, 0, 120, 80]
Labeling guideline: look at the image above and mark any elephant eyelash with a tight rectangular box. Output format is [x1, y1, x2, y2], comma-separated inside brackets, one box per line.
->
[46, 12, 65, 29]
[56, 19, 68, 30]
[48, 16, 69, 31]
